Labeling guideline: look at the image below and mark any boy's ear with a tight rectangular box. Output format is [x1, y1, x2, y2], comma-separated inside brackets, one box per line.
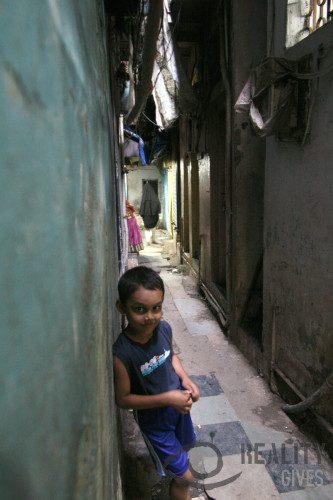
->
[116, 299, 126, 314]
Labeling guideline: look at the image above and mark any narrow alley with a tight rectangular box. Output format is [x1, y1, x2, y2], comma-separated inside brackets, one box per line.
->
[120, 234, 333, 499]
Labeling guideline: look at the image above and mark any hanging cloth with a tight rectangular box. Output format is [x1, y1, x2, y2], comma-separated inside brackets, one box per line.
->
[139, 183, 161, 229]
[124, 126, 147, 165]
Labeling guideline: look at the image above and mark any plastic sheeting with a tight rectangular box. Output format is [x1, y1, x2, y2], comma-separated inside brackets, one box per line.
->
[235, 58, 298, 137]
[152, 0, 198, 129]
[123, 126, 146, 165]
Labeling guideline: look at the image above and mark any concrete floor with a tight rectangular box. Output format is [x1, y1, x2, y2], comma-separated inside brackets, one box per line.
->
[120, 234, 333, 499]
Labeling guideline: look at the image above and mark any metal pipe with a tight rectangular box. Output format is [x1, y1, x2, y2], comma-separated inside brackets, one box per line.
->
[281, 371, 333, 415]
[200, 280, 228, 329]
[270, 303, 333, 415]
[219, 2, 233, 327]
[125, 0, 163, 125]
[118, 115, 127, 274]
[128, 31, 135, 111]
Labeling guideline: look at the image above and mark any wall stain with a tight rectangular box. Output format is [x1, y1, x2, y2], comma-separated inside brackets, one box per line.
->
[4, 63, 46, 109]
[234, 127, 244, 166]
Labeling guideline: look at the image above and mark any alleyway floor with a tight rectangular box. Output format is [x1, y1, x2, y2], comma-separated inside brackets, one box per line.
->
[120, 233, 333, 499]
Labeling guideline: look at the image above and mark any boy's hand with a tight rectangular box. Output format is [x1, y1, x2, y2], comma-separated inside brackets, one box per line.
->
[171, 353, 200, 402]
[166, 389, 193, 414]
[181, 377, 200, 402]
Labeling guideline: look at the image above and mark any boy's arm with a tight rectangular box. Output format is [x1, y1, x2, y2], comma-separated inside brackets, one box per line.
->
[172, 353, 200, 402]
[113, 355, 193, 414]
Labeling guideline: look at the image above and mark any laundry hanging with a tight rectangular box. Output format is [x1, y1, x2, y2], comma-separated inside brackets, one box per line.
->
[139, 183, 161, 229]
[123, 126, 147, 165]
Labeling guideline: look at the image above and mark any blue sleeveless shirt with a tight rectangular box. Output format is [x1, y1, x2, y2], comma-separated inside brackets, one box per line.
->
[113, 320, 180, 396]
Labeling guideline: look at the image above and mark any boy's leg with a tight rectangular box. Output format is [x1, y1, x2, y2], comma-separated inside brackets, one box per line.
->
[139, 407, 194, 476]
[169, 467, 192, 500]
[138, 408, 196, 497]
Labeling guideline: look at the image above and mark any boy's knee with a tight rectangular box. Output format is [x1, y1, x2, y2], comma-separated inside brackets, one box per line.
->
[173, 467, 193, 485]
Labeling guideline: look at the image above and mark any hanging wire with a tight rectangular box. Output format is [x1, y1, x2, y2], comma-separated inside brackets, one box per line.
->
[142, 111, 159, 127]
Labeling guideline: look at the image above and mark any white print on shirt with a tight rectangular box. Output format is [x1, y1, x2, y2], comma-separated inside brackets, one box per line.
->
[140, 349, 170, 376]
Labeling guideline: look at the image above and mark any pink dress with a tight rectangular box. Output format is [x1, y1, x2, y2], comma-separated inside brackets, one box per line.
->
[126, 200, 144, 252]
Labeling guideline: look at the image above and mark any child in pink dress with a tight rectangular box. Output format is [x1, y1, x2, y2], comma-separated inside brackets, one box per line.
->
[126, 200, 144, 253]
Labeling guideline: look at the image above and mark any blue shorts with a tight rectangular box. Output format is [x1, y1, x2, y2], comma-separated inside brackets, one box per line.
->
[137, 406, 196, 477]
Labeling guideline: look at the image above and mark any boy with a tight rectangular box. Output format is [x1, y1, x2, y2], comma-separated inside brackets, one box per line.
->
[113, 266, 200, 500]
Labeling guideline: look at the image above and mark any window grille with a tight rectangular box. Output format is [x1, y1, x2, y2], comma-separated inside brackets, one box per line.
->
[306, 0, 333, 32]
[286, 0, 333, 48]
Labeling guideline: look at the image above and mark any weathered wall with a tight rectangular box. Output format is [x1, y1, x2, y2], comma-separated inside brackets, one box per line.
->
[176, 0, 333, 429]
[179, 0, 267, 341]
[0, 1, 122, 498]
[263, 3, 333, 422]
[198, 155, 211, 282]
[229, 0, 267, 350]
[188, 153, 200, 262]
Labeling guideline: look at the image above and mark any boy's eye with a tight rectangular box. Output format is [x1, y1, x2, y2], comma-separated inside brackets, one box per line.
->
[153, 306, 161, 311]
[135, 307, 145, 312]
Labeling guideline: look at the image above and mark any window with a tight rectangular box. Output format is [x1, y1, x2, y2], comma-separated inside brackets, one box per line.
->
[286, 0, 333, 48]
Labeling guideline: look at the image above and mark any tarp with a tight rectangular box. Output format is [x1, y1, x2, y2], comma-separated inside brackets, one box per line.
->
[152, 0, 198, 129]
[235, 58, 298, 137]
[123, 126, 146, 165]
[149, 134, 168, 163]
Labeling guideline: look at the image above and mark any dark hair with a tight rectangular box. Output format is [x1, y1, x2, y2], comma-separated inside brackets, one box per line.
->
[118, 266, 164, 305]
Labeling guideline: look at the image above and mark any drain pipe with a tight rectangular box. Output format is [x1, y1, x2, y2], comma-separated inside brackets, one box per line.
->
[281, 371, 333, 415]
[200, 280, 228, 329]
[271, 303, 333, 415]
[125, 0, 163, 125]
[219, 2, 232, 329]
[118, 115, 128, 274]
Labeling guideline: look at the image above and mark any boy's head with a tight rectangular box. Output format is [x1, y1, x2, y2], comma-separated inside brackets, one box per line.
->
[117, 266, 164, 306]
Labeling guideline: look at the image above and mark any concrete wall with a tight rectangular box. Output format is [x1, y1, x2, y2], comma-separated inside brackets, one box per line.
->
[0, 1, 122, 498]
[176, 0, 333, 429]
[228, 0, 267, 354]
[191, 0, 267, 341]
[262, 2, 333, 422]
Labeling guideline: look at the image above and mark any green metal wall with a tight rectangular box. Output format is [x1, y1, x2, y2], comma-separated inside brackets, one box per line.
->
[0, 1, 122, 498]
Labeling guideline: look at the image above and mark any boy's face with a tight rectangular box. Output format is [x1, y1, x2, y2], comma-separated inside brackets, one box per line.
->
[117, 286, 164, 337]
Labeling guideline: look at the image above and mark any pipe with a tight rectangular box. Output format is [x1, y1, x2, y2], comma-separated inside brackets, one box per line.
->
[118, 115, 128, 274]
[219, 2, 233, 327]
[200, 281, 228, 329]
[269, 304, 278, 391]
[281, 371, 333, 415]
[270, 302, 333, 415]
[125, 0, 163, 125]
[128, 31, 135, 111]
